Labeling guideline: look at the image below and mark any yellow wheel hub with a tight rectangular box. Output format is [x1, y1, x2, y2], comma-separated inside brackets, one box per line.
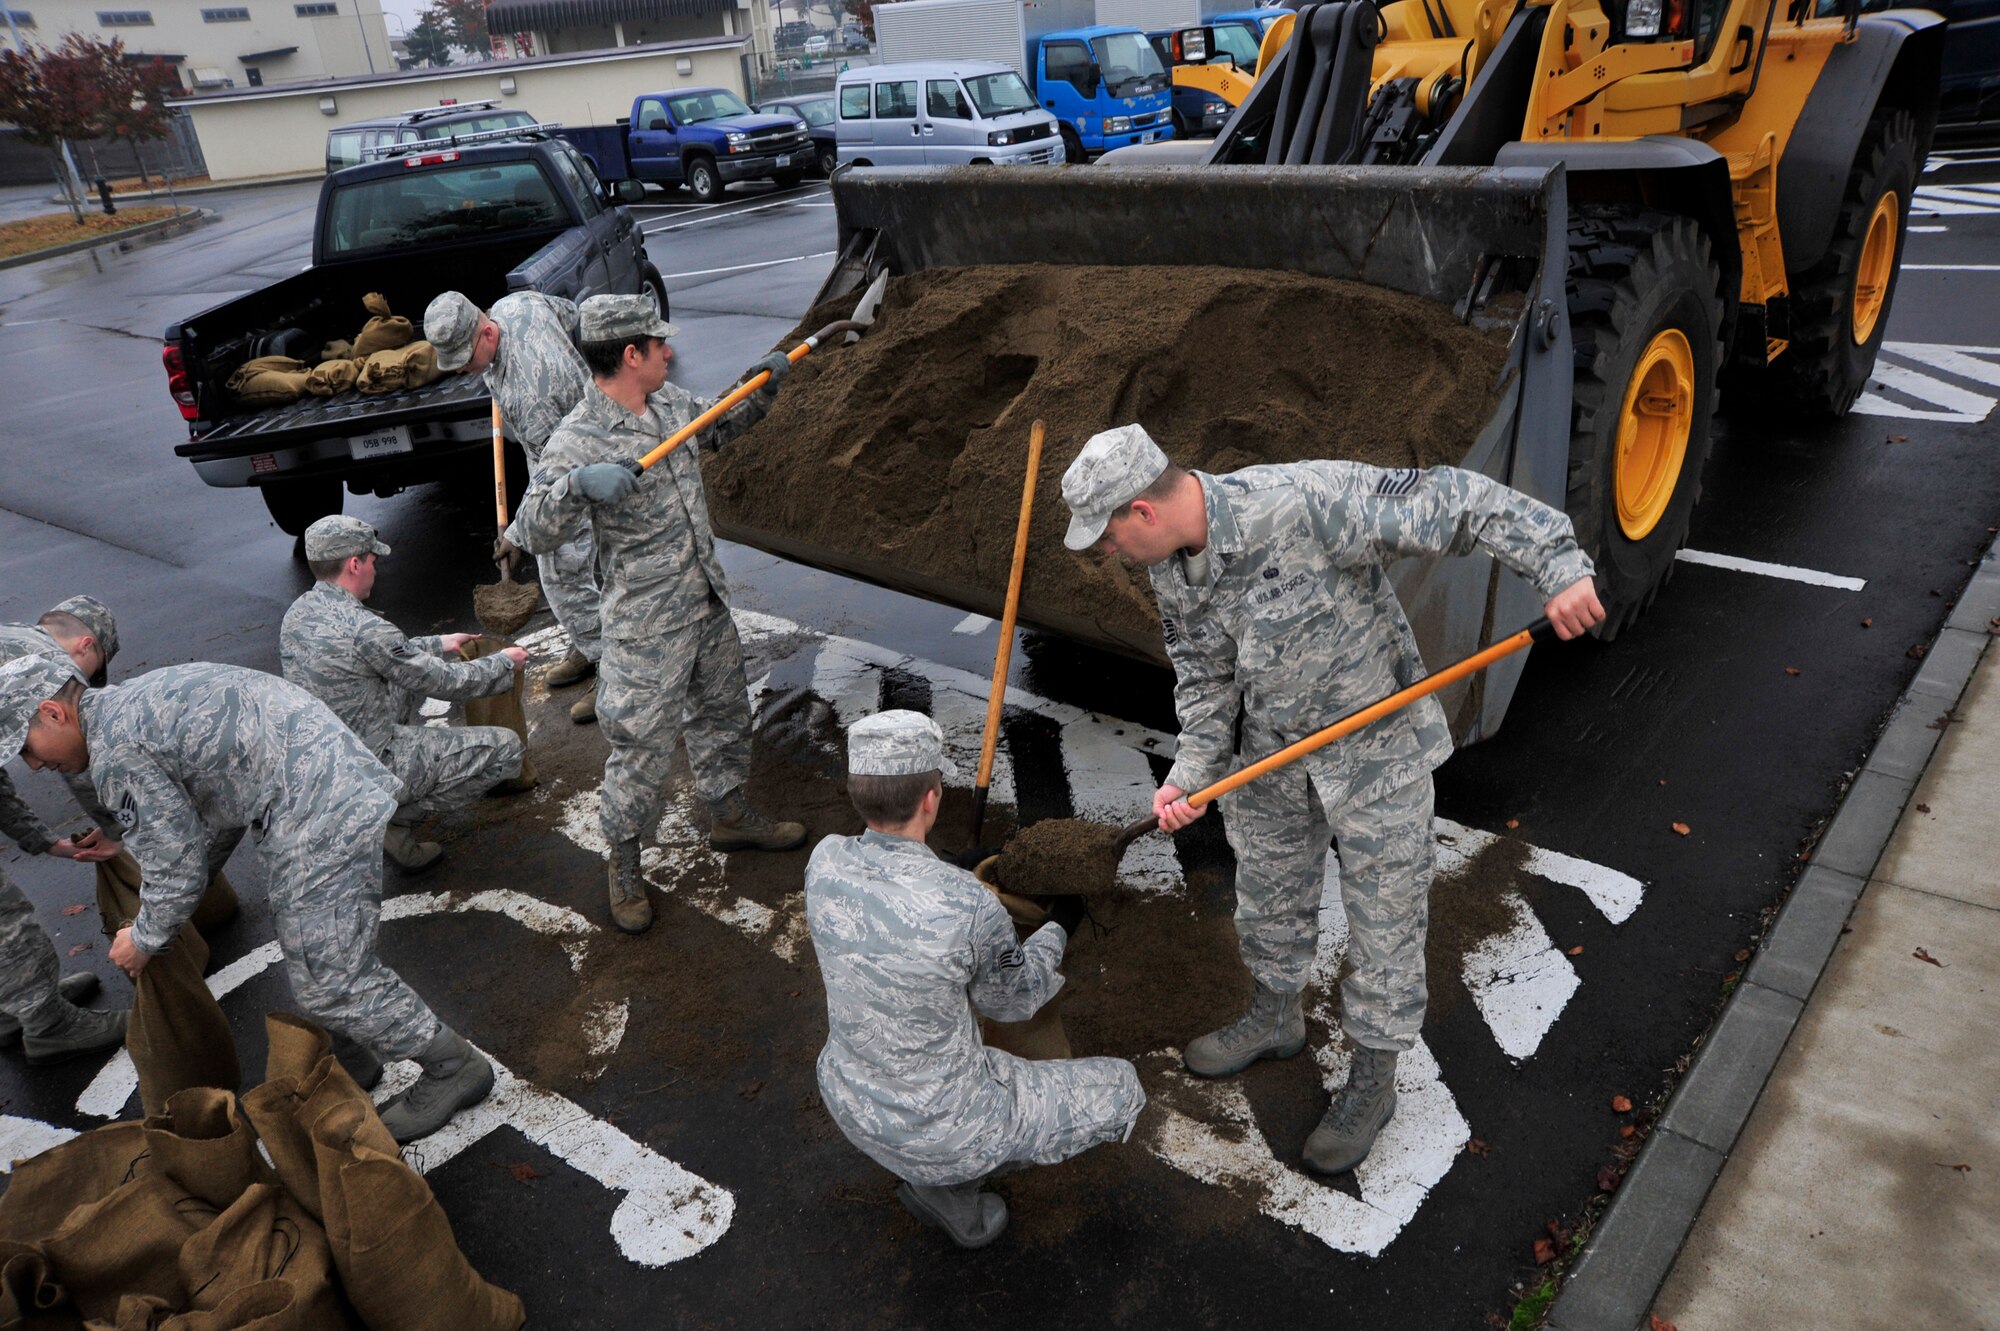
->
[1852, 191, 1898, 345]
[1615, 329, 1695, 542]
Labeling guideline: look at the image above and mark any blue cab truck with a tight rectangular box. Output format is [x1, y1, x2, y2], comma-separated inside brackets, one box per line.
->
[872, 0, 1175, 161]
[556, 87, 815, 203]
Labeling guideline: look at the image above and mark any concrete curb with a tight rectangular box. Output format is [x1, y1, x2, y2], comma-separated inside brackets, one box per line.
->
[45, 173, 323, 206]
[1546, 545, 2000, 1331]
[0, 208, 216, 273]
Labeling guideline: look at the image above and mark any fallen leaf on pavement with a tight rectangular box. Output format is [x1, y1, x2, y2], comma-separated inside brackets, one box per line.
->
[1466, 1138, 1490, 1157]
[1612, 1095, 1633, 1113]
[1651, 1316, 1680, 1331]
[1505, 818, 1520, 830]
[1596, 1166, 1621, 1192]
[1567, 945, 1585, 956]
[1913, 947, 1945, 967]
[1887, 435, 1908, 443]
[67, 943, 93, 956]
[1860, 618, 1873, 628]
[1670, 822, 1690, 836]
[1908, 643, 1929, 659]
[1916, 803, 1931, 814]
[1784, 667, 1802, 676]
[739, 1079, 765, 1101]
[1933, 1161, 1971, 1173]
[61, 904, 88, 917]
[1620, 1125, 1636, 1140]
[506, 1163, 542, 1183]
[1532, 1238, 1558, 1265]
[1734, 948, 1751, 962]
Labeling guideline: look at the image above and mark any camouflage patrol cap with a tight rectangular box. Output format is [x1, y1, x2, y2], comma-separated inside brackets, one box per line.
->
[303, 515, 391, 562]
[0, 654, 85, 759]
[1062, 424, 1172, 551]
[847, 710, 961, 780]
[578, 293, 679, 346]
[425, 291, 482, 372]
[47, 595, 119, 685]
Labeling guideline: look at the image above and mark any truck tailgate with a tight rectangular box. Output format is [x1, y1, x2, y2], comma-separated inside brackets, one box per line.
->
[175, 372, 489, 457]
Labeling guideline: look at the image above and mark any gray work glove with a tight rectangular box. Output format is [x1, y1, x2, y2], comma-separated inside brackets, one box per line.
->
[1044, 895, 1087, 939]
[746, 351, 790, 392]
[570, 460, 640, 504]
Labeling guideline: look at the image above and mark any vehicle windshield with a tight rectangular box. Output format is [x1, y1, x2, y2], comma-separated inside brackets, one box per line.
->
[1209, 21, 1260, 68]
[792, 97, 836, 126]
[668, 89, 754, 124]
[323, 160, 563, 257]
[964, 71, 1037, 116]
[419, 111, 536, 140]
[1090, 32, 1168, 96]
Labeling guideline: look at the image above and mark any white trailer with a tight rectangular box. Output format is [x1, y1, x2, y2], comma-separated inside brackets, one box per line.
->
[872, 0, 1099, 75]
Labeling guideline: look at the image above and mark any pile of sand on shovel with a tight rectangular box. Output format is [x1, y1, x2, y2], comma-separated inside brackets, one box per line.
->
[994, 818, 1125, 898]
[473, 566, 540, 636]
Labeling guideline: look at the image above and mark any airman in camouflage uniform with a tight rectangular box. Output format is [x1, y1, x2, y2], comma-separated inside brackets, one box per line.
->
[1061, 424, 1604, 1174]
[0, 650, 124, 1066]
[280, 515, 526, 873]
[2, 653, 493, 1144]
[427, 289, 604, 718]
[807, 712, 1144, 1248]
[511, 293, 804, 935]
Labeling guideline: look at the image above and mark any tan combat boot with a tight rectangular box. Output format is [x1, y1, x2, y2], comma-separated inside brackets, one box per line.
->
[707, 787, 806, 853]
[382, 822, 443, 875]
[570, 682, 598, 725]
[1182, 981, 1306, 1077]
[1302, 1047, 1399, 1175]
[0, 973, 98, 1045]
[607, 838, 652, 934]
[377, 1028, 495, 1144]
[545, 648, 596, 689]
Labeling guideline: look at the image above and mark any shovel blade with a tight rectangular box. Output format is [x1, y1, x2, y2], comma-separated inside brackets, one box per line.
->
[843, 271, 889, 343]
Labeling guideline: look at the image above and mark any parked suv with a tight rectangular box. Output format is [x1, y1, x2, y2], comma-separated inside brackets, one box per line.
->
[325, 100, 539, 172]
[835, 61, 1064, 167]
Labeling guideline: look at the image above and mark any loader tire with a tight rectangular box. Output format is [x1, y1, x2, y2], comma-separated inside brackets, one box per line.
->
[1765, 109, 1919, 417]
[1565, 209, 1724, 640]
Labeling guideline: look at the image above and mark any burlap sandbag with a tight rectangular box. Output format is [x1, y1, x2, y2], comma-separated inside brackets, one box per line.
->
[39, 1171, 202, 1321]
[140, 1089, 269, 1210]
[188, 869, 241, 936]
[225, 357, 312, 409]
[96, 854, 241, 1116]
[304, 359, 363, 397]
[0, 1243, 75, 1329]
[93, 1280, 325, 1330]
[319, 339, 353, 363]
[355, 342, 439, 396]
[352, 293, 412, 359]
[240, 1015, 389, 1226]
[309, 1100, 524, 1331]
[458, 638, 535, 789]
[973, 861, 1072, 1060]
[176, 1185, 352, 1331]
[0, 1121, 147, 1244]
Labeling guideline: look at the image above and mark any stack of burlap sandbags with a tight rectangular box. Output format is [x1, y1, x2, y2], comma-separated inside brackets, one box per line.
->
[0, 1014, 524, 1331]
[228, 294, 443, 409]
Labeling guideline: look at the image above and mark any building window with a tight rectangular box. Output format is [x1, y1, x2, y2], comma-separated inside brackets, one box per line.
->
[201, 5, 249, 18]
[244, 65, 262, 84]
[96, 9, 154, 24]
[293, 2, 336, 14]
[3, 10, 35, 27]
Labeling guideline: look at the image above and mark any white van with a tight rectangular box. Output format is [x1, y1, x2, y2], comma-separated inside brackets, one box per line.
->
[835, 61, 1065, 167]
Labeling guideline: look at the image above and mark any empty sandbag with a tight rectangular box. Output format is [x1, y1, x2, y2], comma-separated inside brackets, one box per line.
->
[41, 1172, 202, 1321]
[459, 637, 535, 790]
[0, 1244, 74, 1329]
[177, 1185, 351, 1331]
[188, 870, 241, 936]
[141, 1089, 269, 1210]
[240, 1015, 394, 1225]
[0, 1121, 147, 1244]
[97, 854, 241, 1117]
[355, 342, 439, 395]
[309, 1100, 524, 1331]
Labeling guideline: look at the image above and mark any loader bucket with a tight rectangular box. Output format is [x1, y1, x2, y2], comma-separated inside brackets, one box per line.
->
[713, 164, 1575, 743]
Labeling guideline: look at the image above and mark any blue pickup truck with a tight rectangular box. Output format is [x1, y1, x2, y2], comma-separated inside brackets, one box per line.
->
[557, 87, 815, 203]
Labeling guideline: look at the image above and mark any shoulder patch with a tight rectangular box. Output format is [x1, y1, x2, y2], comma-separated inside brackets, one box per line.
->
[116, 790, 137, 830]
[1376, 468, 1421, 497]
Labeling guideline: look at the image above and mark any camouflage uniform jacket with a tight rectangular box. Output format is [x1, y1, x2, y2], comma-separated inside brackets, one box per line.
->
[1154, 462, 1594, 812]
[806, 829, 1067, 1180]
[80, 663, 399, 955]
[278, 581, 514, 759]
[485, 292, 589, 462]
[511, 380, 767, 638]
[0, 622, 114, 851]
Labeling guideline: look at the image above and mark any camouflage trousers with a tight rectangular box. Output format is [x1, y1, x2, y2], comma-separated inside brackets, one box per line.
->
[266, 799, 440, 1062]
[0, 868, 67, 1033]
[596, 596, 753, 848]
[837, 1051, 1146, 1188]
[538, 523, 603, 664]
[1223, 748, 1436, 1052]
[382, 722, 523, 822]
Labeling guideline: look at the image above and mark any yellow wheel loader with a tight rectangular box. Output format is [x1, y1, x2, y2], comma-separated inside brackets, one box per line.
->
[728, 0, 1942, 733]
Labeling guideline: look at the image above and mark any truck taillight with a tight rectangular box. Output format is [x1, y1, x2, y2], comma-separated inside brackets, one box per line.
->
[161, 344, 197, 421]
[404, 151, 460, 167]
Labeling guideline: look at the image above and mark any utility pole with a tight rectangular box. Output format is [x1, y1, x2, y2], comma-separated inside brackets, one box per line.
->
[352, 0, 378, 74]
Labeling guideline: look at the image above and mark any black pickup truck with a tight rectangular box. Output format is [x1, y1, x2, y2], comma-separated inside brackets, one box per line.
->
[163, 131, 667, 536]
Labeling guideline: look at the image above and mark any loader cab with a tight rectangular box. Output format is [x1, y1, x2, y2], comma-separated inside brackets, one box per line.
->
[1031, 24, 1176, 160]
[1149, 21, 1264, 137]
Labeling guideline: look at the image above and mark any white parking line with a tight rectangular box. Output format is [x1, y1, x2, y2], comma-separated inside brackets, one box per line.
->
[656, 250, 836, 280]
[1902, 264, 2000, 271]
[640, 188, 831, 234]
[1675, 550, 1867, 591]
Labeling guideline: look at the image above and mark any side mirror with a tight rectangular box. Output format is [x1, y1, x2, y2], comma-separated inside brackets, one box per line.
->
[614, 179, 645, 203]
[1086, 62, 1103, 94]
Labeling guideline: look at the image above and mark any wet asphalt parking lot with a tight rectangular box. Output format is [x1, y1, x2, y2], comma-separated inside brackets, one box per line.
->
[1, 151, 1997, 1326]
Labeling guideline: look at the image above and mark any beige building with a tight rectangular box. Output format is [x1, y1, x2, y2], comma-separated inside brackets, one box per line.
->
[171, 34, 752, 179]
[3, 0, 395, 91]
[483, 0, 772, 64]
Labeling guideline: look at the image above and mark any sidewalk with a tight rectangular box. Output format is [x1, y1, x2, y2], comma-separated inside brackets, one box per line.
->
[1549, 548, 2000, 1330]
[1650, 631, 2000, 1327]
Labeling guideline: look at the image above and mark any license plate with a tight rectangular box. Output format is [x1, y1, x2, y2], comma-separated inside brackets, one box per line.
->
[776, 153, 792, 167]
[1143, 130, 1160, 142]
[350, 425, 412, 460]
